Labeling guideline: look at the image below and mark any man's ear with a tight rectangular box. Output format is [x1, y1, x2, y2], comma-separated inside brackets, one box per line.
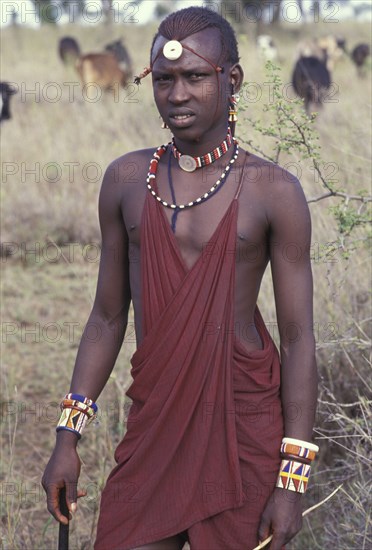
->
[230, 63, 244, 93]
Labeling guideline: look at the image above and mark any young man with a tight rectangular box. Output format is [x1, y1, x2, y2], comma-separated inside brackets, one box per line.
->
[42, 7, 318, 550]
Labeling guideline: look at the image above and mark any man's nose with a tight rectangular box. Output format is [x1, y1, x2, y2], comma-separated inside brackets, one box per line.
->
[168, 79, 190, 103]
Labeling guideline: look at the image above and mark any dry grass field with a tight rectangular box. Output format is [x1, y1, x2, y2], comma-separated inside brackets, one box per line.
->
[1, 15, 371, 550]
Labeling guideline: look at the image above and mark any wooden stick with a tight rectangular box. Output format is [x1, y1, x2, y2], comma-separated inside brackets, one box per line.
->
[58, 487, 69, 550]
[251, 484, 343, 550]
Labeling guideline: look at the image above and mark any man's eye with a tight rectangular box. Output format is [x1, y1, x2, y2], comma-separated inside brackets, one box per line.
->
[189, 73, 206, 80]
[155, 75, 172, 82]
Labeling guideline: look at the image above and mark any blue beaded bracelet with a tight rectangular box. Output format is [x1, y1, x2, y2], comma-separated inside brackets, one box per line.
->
[64, 393, 98, 413]
[56, 425, 82, 439]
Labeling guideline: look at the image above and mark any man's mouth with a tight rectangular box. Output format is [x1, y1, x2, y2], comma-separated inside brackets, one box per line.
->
[168, 112, 195, 127]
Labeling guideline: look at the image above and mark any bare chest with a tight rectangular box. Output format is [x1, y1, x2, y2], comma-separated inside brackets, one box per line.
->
[122, 178, 269, 272]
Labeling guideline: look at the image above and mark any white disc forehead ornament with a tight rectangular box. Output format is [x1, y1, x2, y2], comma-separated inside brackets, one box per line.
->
[163, 40, 183, 60]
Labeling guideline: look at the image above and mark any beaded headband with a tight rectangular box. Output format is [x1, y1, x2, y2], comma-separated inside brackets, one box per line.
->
[134, 39, 223, 85]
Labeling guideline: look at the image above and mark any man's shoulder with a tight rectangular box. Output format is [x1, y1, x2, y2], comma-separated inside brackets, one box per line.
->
[112, 147, 157, 165]
[243, 150, 301, 191]
[103, 147, 157, 185]
[244, 153, 303, 200]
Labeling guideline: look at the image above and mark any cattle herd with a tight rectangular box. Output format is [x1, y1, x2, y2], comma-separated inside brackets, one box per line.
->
[256, 34, 370, 114]
[0, 33, 370, 125]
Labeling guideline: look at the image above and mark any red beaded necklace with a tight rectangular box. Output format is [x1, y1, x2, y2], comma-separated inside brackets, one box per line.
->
[171, 127, 233, 172]
[146, 141, 239, 210]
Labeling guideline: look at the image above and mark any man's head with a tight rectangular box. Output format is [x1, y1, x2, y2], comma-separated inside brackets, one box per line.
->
[148, 7, 243, 145]
[151, 6, 239, 67]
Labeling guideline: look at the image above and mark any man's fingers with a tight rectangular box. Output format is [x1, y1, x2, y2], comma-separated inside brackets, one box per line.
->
[65, 481, 78, 514]
[258, 518, 271, 544]
[269, 532, 286, 550]
[46, 484, 69, 524]
[56, 505, 70, 525]
[66, 486, 87, 513]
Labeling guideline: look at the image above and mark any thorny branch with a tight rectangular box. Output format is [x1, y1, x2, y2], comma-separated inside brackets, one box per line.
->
[307, 191, 372, 204]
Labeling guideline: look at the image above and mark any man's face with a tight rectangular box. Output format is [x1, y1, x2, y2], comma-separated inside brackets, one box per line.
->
[151, 28, 231, 142]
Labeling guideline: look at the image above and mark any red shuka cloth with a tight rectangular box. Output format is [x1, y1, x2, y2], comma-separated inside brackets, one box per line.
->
[95, 187, 283, 549]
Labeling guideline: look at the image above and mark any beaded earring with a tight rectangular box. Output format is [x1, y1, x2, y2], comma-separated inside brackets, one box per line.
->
[228, 93, 240, 123]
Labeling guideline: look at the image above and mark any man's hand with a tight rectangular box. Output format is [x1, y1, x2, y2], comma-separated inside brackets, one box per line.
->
[42, 436, 86, 524]
[258, 487, 303, 549]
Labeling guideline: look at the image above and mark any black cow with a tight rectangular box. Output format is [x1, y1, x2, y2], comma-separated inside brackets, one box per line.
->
[58, 36, 80, 65]
[105, 39, 132, 76]
[0, 82, 17, 124]
[351, 43, 370, 76]
[292, 57, 331, 114]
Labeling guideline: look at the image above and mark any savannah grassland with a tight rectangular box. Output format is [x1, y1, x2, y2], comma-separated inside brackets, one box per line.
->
[1, 14, 371, 550]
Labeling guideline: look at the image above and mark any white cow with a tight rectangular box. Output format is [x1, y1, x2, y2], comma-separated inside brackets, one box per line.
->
[257, 35, 278, 61]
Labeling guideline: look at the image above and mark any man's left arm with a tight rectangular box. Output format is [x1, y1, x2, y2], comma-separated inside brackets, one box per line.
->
[258, 170, 318, 549]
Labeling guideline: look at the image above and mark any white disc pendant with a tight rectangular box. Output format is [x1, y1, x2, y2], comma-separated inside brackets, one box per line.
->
[179, 155, 197, 172]
[163, 40, 183, 61]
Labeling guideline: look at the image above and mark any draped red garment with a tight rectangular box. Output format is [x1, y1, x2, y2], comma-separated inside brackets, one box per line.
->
[95, 176, 284, 549]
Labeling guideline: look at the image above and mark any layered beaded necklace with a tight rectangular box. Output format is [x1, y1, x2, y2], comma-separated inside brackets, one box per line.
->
[171, 127, 234, 172]
[146, 141, 239, 211]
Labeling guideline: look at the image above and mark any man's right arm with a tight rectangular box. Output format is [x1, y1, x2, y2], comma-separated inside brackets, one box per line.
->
[68, 156, 132, 401]
[42, 156, 132, 523]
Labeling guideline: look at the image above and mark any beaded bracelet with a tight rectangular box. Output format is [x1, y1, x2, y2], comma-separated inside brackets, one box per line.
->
[62, 404, 95, 418]
[282, 437, 319, 453]
[276, 459, 311, 493]
[64, 393, 98, 412]
[57, 408, 89, 439]
[56, 394, 98, 439]
[61, 399, 96, 418]
[280, 442, 317, 462]
[280, 452, 312, 465]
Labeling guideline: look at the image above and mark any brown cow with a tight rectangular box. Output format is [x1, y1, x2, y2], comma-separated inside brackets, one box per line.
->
[75, 52, 129, 92]
[105, 39, 132, 77]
